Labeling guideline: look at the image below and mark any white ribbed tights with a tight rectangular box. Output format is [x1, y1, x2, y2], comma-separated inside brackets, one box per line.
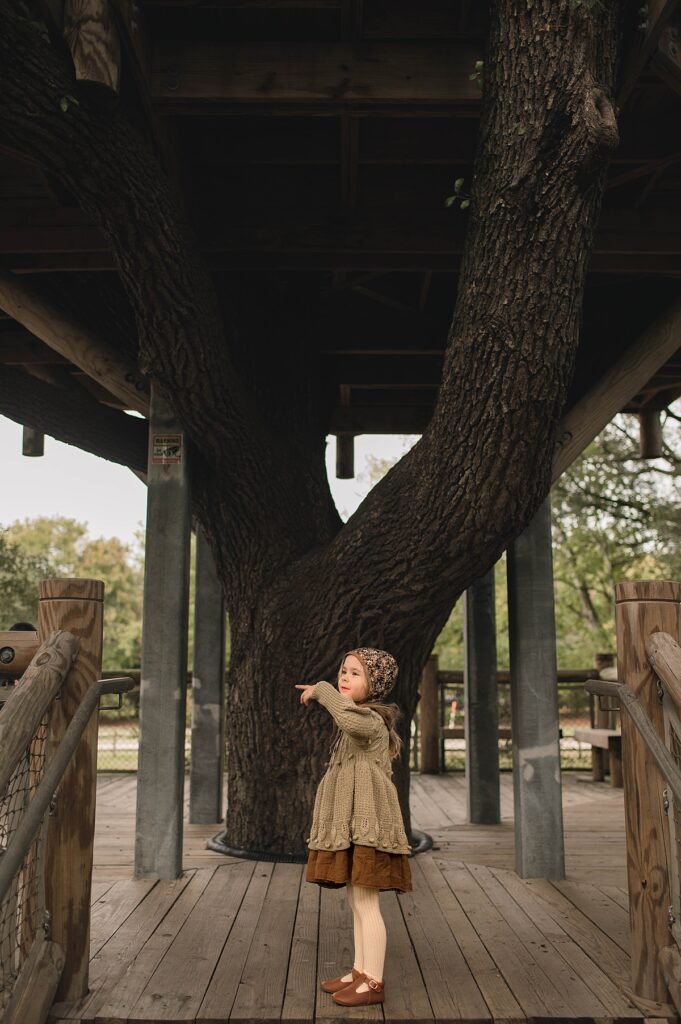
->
[339, 882, 386, 991]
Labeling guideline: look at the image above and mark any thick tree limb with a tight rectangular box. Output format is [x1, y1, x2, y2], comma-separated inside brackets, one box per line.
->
[0, 364, 148, 470]
[261, 0, 628, 673]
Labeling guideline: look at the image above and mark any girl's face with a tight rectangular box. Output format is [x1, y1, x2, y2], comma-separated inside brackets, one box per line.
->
[339, 654, 369, 703]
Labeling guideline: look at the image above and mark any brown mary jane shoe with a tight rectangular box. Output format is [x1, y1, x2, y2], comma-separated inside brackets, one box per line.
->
[331, 972, 384, 1005]
[320, 966, 362, 993]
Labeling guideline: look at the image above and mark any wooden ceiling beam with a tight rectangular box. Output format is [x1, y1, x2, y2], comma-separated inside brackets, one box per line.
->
[6, 250, 681, 275]
[6, 212, 681, 260]
[151, 41, 482, 111]
[0, 270, 149, 414]
[552, 298, 681, 481]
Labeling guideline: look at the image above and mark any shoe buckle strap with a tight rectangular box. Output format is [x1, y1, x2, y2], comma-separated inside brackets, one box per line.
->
[368, 979, 381, 990]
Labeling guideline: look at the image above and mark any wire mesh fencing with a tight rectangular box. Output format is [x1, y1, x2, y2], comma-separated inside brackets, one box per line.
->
[0, 710, 51, 1015]
[97, 687, 192, 772]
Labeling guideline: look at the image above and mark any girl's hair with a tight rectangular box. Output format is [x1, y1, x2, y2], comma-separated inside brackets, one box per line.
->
[329, 664, 405, 761]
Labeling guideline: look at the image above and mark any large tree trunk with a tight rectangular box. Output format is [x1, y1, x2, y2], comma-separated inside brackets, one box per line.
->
[0, 0, 627, 854]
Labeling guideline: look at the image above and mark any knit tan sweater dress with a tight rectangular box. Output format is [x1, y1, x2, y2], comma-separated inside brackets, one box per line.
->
[305, 680, 412, 893]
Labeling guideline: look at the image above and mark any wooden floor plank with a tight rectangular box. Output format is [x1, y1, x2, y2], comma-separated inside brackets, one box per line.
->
[522, 878, 632, 992]
[91, 880, 115, 906]
[378, 887, 434, 1022]
[196, 862, 274, 1023]
[226, 864, 305, 1024]
[551, 879, 631, 954]
[96, 867, 219, 1023]
[484, 864, 641, 1019]
[436, 859, 573, 1018]
[280, 867, 320, 1024]
[410, 777, 453, 830]
[130, 862, 257, 1021]
[315, 876, 379, 1024]
[416, 856, 524, 1022]
[89, 877, 158, 958]
[414, 774, 461, 827]
[397, 855, 490, 1021]
[54, 873, 196, 1022]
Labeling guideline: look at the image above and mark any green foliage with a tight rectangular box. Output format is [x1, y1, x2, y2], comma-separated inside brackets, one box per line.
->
[469, 59, 484, 89]
[58, 94, 79, 113]
[445, 176, 471, 211]
[0, 515, 231, 676]
[551, 410, 681, 664]
[3, 516, 143, 670]
[0, 530, 52, 627]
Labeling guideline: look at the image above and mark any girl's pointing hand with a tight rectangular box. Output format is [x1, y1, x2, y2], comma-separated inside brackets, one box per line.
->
[295, 684, 316, 706]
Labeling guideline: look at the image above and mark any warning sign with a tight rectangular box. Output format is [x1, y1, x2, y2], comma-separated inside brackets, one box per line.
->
[152, 434, 182, 465]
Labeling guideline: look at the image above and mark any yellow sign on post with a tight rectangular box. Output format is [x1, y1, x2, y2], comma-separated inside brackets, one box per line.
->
[151, 434, 182, 464]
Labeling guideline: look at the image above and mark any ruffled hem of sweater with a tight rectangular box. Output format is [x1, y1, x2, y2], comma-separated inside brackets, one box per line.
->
[306, 816, 410, 855]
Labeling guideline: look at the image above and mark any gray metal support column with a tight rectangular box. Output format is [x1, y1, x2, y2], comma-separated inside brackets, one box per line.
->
[463, 566, 500, 824]
[135, 388, 191, 878]
[189, 528, 226, 823]
[507, 495, 565, 879]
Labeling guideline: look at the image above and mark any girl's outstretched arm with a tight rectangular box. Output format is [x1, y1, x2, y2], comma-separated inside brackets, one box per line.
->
[306, 680, 381, 742]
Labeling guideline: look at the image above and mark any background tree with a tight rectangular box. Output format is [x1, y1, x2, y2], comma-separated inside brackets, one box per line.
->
[3, 516, 144, 670]
[0, 0, 631, 854]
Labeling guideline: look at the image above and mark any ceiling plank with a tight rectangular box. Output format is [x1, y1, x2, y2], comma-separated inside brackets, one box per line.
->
[151, 41, 482, 111]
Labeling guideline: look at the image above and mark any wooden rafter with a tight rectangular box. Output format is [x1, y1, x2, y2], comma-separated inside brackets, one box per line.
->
[552, 298, 681, 481]
[0, 270, 149, 414]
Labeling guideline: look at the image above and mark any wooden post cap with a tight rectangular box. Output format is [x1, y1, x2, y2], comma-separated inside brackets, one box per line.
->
[615, 580, 681, 604]
[39, 579, 104, 602]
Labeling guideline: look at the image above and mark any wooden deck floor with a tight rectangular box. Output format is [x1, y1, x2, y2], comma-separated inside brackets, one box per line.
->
[51, 771, 680, 1024]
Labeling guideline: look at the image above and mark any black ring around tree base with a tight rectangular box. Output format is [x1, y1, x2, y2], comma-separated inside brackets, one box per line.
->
[205, 828, 433, 862]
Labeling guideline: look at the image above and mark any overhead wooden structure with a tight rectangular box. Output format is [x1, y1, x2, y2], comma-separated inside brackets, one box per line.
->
[1, 0, 681, 451]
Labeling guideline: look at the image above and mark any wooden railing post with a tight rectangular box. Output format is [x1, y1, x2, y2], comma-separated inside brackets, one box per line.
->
[615, 580, 681, 1003]
[419, 654, 439, 773]
[591, 651, 615, 781]
[39, 578, 104, 1003]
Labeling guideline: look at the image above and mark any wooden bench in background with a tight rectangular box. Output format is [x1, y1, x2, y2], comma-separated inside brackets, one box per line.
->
[573, 727, 622, 787]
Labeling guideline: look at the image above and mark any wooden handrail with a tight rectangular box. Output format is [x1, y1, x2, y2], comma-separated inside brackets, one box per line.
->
[0, 630, 79, 795]
[584, 678, 681, 807]
[646, 631, 681, 714]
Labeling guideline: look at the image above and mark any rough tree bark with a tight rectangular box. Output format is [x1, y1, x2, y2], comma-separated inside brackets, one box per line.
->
[0, 0, 628, 855]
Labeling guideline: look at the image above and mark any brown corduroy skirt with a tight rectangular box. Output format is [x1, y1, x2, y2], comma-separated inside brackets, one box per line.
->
[306, 842, 412, 893]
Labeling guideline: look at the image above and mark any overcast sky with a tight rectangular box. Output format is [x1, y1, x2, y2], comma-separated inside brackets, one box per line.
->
[0, 415, 418, 547]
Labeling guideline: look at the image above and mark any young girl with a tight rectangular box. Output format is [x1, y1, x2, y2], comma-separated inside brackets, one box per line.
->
[295, 647, 412, 1007]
